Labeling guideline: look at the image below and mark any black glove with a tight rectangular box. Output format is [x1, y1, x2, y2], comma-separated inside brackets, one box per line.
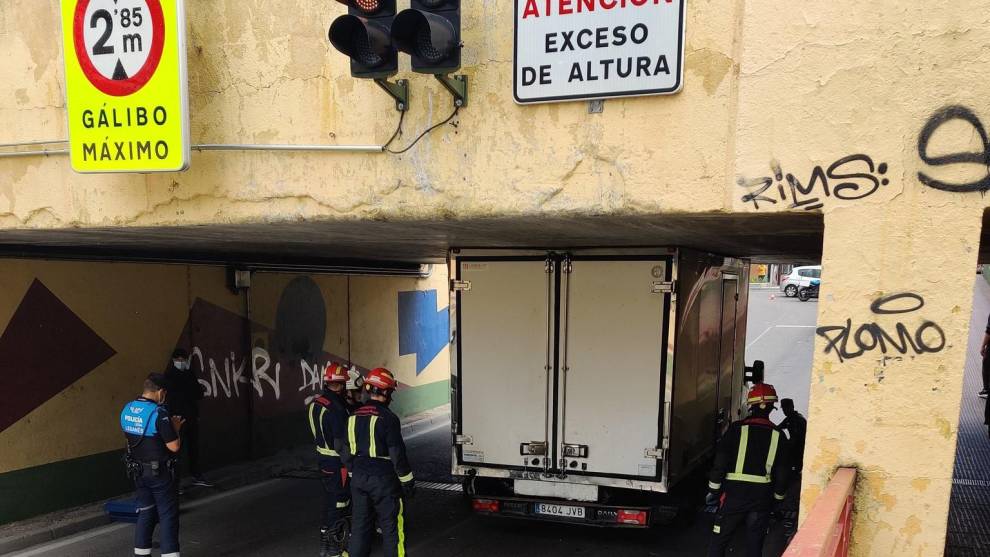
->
[401, 479, 416, 500]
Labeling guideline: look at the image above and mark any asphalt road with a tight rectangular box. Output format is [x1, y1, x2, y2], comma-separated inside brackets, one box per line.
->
[745, 288, 818, 422]
[10, 288, 818, 557]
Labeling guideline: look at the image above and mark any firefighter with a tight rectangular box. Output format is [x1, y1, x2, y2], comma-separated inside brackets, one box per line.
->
[342, 368, 415, 557]
[309, 362, 352, 557]
[706, 383, 791, 557]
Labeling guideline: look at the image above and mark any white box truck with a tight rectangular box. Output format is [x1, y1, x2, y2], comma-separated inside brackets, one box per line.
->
[449, 248, 752, 527]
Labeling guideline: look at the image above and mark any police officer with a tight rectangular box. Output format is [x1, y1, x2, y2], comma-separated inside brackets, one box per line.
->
[707, 383, 791, 557]
[779, 398, 807, 476]
[120, 373, 185, 557]
[309, 363, 352, 557]
[778, 398, 807, 542]
[342, 368, 415, 557]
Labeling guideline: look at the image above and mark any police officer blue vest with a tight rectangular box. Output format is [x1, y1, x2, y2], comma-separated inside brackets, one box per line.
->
[121, 399, 160, 438]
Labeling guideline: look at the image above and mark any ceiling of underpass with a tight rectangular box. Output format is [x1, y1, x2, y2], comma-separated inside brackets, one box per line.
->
[0, 212, 826, 266]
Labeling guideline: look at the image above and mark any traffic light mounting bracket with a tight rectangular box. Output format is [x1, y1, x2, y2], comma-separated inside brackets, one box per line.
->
[374, 78, 410, 112]
[434, 74, 468, 108]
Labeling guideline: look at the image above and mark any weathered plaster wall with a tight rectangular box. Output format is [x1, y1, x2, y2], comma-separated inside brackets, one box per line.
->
[0, 0, 739, 228]
[4, 0, 990, 553]
[0, 259, 450, 524]
[732, 2, 990, 554]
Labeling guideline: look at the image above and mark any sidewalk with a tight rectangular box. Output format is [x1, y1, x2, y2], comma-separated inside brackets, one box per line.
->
[946, 279, 990, 556]
[0, 403, 451, 555]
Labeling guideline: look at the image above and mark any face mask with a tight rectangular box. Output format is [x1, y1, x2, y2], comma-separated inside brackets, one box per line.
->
[173, 359, 188, 371]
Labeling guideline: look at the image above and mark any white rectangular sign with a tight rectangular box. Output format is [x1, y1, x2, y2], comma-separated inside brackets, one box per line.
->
[514, 0, 685, 104]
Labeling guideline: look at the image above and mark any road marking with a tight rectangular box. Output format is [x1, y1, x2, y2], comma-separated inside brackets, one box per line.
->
[953, 478, 990, 487]
[419, 481, 462, 492]
[9, 480, 283, 557]
[746, 326, 774, 349]
[747, 325, 816, 348]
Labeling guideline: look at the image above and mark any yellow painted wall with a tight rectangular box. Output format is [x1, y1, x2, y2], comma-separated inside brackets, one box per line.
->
[732, 3, 988, 555]
[0, 0, 737, 228]
[3, 0, 990, 552]
[0, 261, 234, 474]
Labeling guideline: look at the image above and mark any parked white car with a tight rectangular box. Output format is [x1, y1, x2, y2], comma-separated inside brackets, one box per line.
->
[781, 265, 822, 297]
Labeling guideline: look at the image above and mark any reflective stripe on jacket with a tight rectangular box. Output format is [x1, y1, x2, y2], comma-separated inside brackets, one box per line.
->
[708, 416, 791, 512]
[342, 399, 413, 483]
[308, 391, 349, 459]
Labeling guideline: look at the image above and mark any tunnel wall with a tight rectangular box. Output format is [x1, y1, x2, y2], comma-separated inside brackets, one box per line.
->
[0, 259, 449, 524]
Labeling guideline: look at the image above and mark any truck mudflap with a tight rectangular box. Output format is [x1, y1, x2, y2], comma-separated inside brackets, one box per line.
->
[469, 495, 663, 528]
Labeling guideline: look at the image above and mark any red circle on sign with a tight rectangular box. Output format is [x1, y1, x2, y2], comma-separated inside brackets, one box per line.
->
[73, 0, 166, 97]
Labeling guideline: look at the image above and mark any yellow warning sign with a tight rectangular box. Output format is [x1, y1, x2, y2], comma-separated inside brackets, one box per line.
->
[61, 0, 190, 173]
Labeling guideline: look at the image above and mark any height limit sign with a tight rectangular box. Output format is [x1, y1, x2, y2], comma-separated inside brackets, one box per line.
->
[514, 0, 685, 104]
[61, 0, 190, 173]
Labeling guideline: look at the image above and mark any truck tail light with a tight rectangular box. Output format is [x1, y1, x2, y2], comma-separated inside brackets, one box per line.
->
[616, 509, 648, 525]
[472, 498, 500, 513]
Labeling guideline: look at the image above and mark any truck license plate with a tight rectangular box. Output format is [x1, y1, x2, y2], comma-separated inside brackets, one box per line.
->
[535, 503, 586, 519]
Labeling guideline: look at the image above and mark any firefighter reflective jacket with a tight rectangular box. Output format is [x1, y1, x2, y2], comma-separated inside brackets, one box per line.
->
[340, 399, 414, 484]
[308, 390, 349, 462]
[708, 416, 791, 513]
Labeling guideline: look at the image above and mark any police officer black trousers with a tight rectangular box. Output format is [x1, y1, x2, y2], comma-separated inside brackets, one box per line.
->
[348, 472, 406, 557]
[134, 472, 180, 556]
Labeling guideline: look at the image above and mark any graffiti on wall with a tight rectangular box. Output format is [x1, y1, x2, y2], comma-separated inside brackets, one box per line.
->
[398, 289, 450, 375]
[190, 346, 282, 400]
[0, 280, 116, 434]
[816, 293, 946, 363]
[176, 292, 358, 410]
[738, 155, 891, 210]
[917, 105, 990, 193]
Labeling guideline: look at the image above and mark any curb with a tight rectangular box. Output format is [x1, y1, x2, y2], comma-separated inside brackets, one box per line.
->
[401, 404, 452, 438]
[0, 507, 111, 555]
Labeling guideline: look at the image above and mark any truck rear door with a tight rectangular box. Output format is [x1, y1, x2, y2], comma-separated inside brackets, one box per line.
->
[455, 257, 555, 470]
[557, 257, 672, 479]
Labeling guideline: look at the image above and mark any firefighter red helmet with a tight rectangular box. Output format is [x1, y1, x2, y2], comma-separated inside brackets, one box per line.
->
[746, 383, 779, 406]
[365, 367, 397, 393]
[323, 362, 348, 384]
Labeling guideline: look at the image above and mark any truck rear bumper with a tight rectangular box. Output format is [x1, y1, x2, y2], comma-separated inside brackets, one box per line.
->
[470, 495, 655, 528]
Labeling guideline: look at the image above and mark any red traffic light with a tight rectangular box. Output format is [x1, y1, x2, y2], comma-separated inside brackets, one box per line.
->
[336, 0, 385, 16]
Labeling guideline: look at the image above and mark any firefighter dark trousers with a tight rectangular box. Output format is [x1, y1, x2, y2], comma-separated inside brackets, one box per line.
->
[707, 510, 770, 557]
[320, 458, 350, 530]
[347, 472, 406, 557]
[134, 473, 179, 556]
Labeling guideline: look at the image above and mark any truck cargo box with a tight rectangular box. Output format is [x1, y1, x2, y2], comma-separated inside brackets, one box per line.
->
[449, 248, 749, 524]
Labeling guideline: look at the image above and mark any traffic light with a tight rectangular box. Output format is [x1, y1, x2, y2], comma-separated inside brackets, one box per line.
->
[392, 0, 461, 75]
[328, 0, 399, 79]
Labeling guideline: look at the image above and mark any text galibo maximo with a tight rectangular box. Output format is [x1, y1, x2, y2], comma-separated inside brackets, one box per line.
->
[78, 105, 172, 162]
